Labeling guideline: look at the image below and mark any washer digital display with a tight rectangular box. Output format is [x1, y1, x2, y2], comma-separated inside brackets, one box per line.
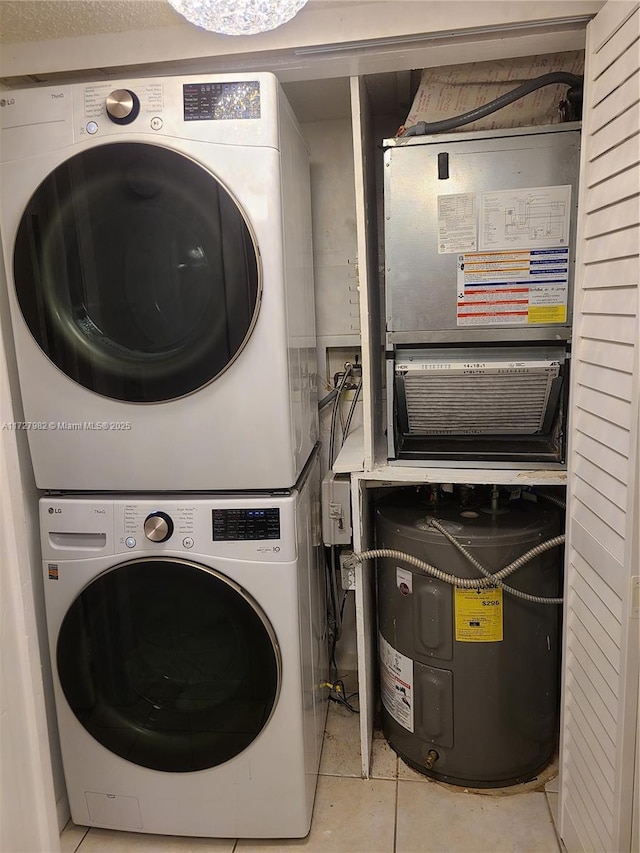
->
[212, 508, 280, 541]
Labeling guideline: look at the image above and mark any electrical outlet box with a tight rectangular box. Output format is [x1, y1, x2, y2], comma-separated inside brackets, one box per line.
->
[339, 550, 356, 590]
[321, 472, 352, 546]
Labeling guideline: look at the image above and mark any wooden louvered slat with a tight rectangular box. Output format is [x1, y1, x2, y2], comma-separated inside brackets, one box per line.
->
[567, 707, 616, 814]
[589, 102, 639, 159]
[567, 623, 620, 719]
[584, 195, 639, 235]
[591, 4, 640, 76]
[564, 778, 608, 853]
[566, 664, 617, 741]
[590, 1, 639, 62]
[591, 30, 640, 106]
[575, 360, 634, 399]
[566, 733, 614, 837]
[578, 313, 636, 344]
[571, 549, 625, 622]
[576, 338, 635, 371]
[586, 166, 639, 211]
[572, 495, 626, 566]
[589, 70, 640, 134]
[569, 520, 629, 600]
[582, 285, 637, 315]
[566, 684, 617, 786]
[582, 255, 637, 288]
[574, 454, 627, 511]
[569, 577, 623, 662]
[560, 5, 639, 850]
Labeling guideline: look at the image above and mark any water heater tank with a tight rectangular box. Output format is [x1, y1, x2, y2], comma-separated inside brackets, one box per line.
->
[375, 490, 563, 787]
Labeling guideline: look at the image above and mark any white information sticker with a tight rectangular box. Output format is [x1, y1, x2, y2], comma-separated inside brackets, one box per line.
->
[379, 634, 414, 732]
[437, 193, 477, 253]
[479, 184, 572, 251]
[396, 567, 413, 596]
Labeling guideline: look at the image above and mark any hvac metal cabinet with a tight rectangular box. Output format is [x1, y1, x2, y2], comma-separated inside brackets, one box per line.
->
[347, 6, 639, 853]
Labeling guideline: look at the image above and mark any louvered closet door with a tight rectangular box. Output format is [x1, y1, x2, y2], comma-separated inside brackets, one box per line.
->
[560, 3, 640, 852]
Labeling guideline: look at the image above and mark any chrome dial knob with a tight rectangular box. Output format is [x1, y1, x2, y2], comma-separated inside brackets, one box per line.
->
[105, 89, 140, 124]
[143, 511, 174, 543]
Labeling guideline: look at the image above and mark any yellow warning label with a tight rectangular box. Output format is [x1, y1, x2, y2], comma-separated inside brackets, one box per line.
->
[528, 305, 567, 324]
[454, 588, 503, 642]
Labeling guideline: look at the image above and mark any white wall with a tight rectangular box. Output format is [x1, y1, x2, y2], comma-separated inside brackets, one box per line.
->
[0, 240, 61, 850]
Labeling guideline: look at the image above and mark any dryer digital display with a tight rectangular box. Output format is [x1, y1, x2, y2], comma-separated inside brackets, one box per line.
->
[212, 507, 280, 541]
[183, 81, 261, 121]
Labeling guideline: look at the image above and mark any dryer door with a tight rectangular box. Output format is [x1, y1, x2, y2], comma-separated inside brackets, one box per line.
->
[13, 142, 260, 402]
[56, 558, 281, 772]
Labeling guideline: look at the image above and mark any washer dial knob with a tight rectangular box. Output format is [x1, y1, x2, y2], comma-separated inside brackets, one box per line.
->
[105, 89, 140, 124]
[143, 511, 174, 543]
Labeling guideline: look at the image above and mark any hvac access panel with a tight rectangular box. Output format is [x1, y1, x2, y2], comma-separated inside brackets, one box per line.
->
[383, 124, 581, 344]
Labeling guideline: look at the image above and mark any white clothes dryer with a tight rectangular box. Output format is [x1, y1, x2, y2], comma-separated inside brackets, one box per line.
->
[0, 73, 317, 491]
[40, 449, 328, 839]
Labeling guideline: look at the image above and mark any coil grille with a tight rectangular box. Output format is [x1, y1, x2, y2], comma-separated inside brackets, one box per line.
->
[403, 369, 556, 435]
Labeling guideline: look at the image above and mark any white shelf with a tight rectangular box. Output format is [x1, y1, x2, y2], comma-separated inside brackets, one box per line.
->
[358, 462, 567, 487]
[332, 425, 365, 473]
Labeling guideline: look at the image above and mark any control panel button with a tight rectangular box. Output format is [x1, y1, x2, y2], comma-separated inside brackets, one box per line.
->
[183, 537, 194, 549]
[86, 121, 98, 135]
[125, 537, 136, 549]
[150, 116, 163, 131]
[144, 511, 174, 543]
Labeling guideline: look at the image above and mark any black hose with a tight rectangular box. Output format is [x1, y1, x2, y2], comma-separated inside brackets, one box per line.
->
[402, 72, 583, 137]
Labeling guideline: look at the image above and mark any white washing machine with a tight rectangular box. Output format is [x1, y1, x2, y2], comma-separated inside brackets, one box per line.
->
[0, 72, 317, 491]
[40, 449, 328, 838]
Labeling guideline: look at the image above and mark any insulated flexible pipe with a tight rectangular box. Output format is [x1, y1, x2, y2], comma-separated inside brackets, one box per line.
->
[328, 364, 353, 467]
[347, 528, 565, 604]
[401, 71, 583, 137]
[428, 518, 564, 605]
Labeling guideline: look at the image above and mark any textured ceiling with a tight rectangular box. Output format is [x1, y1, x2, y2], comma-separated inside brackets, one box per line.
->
[0, 1, 361, 44]
[0, 1, 181, 42]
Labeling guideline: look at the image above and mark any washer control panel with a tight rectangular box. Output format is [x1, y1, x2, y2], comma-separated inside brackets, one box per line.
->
[40, 496, 295, 562]
[212, 508, 280, 541]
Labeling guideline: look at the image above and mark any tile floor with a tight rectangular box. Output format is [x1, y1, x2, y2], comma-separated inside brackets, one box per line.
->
[60, 697, 561, 853]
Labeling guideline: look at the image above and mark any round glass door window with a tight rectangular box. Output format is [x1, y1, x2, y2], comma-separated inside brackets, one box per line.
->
[13, 143, 261, 402]
[56, 559, 280, 772]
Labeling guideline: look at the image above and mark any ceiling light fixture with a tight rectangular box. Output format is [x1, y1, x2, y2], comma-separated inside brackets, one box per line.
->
[167, 0, 309, 36]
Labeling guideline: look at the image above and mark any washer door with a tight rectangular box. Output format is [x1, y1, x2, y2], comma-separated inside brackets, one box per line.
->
[13, 142, 261, 402]
[56, 558, 281, 772]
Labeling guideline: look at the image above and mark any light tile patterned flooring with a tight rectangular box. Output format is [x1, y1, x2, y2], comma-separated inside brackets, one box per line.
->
[61, 698, 561, 853]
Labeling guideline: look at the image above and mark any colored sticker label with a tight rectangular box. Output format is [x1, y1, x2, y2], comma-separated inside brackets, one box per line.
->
[379, 634, 414, 732]
[48, 563, 59, 580]
[454, 587, 503, 642]
[456, 247, 569, 326]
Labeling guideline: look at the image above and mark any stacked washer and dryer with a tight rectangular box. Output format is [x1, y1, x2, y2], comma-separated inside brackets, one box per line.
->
[0, 73, 328, 839]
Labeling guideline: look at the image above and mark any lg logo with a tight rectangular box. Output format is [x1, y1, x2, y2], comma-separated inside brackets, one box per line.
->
[0, 98, 16, 107]
[48, 507, 62, 514]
